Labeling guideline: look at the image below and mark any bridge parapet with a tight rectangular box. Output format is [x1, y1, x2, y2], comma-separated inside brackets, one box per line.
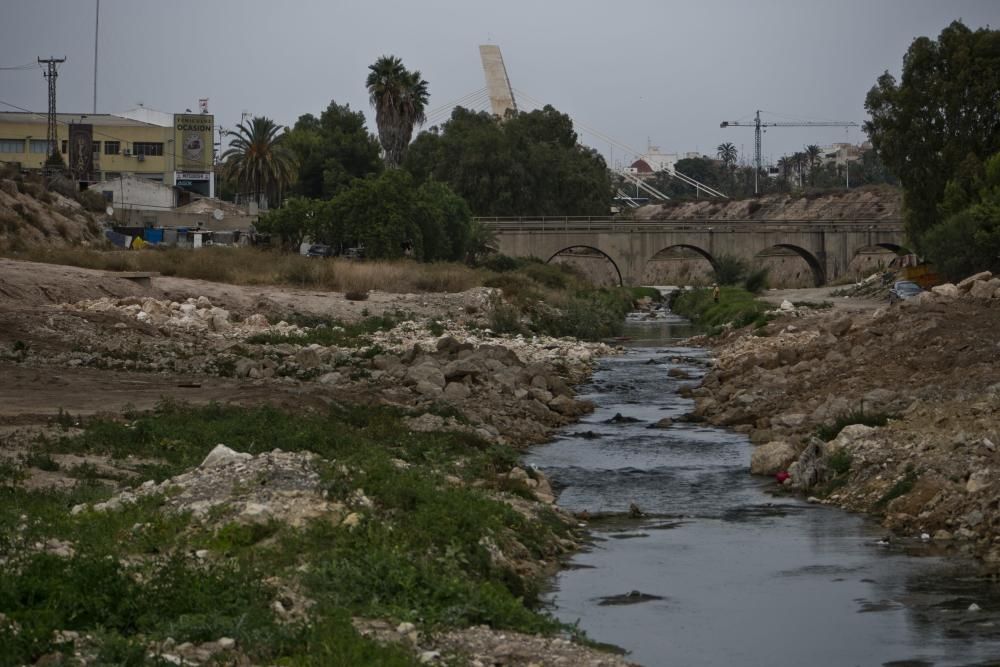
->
[484, 217, 907, 286]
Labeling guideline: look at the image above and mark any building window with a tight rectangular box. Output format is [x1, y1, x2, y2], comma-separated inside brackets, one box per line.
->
[132, 142, 163, 157]
[0, 139, 22, 153]
[104, 141, 120, 155]
[92, 141, 101, 154]
[29, 140, 51, 154]
[61, 140, 68, 154]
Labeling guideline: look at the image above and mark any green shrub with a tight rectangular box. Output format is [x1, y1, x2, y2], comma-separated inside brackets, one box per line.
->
[815, 408, 891, 441]
[713, 254, 749, 285]
[671, 286, 769, 331]
[76, 189, 108, 213]
[480, 253, 521, 272]
[827, 450, 853, 476]
[744, 267, 769, 294]
[874, 470, 918, 509]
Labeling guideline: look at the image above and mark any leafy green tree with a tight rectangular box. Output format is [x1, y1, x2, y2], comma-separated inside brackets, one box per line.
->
[922, 151, 1000, 280]
[413, 180, 473, 262]
[864, 20, 1000, 250]
[649, 158, 725, 199]
[256, 196, 327, 250]
[222, 117, 297, 208]
[325, 170, 472, 261]
[404, 105, 611, 216]
[285, 101, 382, 199]
[366, 56, 429, 169]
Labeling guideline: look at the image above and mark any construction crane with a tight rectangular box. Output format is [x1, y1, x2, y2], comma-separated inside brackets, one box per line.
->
[720, 110, 859, 195]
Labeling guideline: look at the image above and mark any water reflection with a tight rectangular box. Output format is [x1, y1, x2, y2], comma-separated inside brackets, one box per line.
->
[526, 308, 1000, 667]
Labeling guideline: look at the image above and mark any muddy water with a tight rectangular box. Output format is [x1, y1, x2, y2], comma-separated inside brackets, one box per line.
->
[526, 309, 1000, 667]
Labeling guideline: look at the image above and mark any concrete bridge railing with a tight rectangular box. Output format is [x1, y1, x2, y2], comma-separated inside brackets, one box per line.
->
[478, 217, 907, 286]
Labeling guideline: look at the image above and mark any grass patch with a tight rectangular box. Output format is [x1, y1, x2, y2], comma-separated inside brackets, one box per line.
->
[815, 408, 891, 442]
[1, 400, 581, 663]
[247, 311, 410, 347]
[670, 287, 770, 330]
[874, 469, 918, 510]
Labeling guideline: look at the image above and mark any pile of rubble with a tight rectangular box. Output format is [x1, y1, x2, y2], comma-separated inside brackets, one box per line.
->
[65, 295, 302, 337]
[75, 444, 352, 529]
[692, 271, 1000, 564]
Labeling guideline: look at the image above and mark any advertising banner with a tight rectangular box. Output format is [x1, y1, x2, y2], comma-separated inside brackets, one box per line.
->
[173, 113, 214, 171]
[68, 123, 93, 180]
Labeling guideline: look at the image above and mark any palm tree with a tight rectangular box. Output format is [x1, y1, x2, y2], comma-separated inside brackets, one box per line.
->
[366, 55, 430, 168]
[791, 151, 807, 188]
[805, 144, 822, 185]
[222, 116, 296, 209]
[716, 142, 738, 171]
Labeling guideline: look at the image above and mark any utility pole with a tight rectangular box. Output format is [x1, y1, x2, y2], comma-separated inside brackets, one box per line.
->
[93, 0, 100, 113]
[38, 56, 66, 162]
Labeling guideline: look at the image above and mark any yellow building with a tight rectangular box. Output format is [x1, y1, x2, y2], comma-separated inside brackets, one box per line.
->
[0, 108, 215, 197]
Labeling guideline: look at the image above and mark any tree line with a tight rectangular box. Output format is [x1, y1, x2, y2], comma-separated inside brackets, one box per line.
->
[218, 56, 611, 261]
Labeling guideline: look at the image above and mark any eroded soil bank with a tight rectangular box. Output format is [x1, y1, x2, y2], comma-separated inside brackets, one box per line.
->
[690, 274, 1000, 565]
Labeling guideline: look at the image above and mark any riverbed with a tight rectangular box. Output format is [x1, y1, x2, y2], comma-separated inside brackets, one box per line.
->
[526, 309, 1000, 667]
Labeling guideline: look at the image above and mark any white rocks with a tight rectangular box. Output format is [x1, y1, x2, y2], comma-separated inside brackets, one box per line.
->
[931, 283, 959, 297]
[750, 440, 797, 475]
[969, 278, 1000, 300]
[201, 444, 252, 468]
[779, 299, 795, 311]
[957, 271, 992, 290]
[967, 469, 991, 494]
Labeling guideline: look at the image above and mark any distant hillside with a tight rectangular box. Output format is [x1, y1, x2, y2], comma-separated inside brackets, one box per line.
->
[0, 170, 107, 251]
[634, 185, 902, 222]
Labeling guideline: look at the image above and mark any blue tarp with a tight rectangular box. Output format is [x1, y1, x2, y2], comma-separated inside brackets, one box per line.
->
[105, 229, 130, 249]
[143, 228, 164, 245]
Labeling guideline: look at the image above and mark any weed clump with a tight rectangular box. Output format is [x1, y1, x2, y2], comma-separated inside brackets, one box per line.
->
[815, 408, 892, 442]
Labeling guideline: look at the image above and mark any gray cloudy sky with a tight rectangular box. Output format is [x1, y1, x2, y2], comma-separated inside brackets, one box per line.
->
[2, 0, 997, 167]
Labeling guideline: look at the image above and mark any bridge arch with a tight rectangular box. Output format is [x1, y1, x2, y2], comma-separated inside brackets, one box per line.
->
[546, 245, 623, 286]
[641, 244, 717, 285]
[754, 243, 826, 287]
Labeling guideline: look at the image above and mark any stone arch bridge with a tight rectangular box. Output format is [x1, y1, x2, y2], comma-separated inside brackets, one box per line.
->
[479, 217, 907, 286]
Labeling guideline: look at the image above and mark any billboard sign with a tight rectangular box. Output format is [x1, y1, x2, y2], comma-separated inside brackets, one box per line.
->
[173, 114, 213, 171]
[68, 123, 94, 180]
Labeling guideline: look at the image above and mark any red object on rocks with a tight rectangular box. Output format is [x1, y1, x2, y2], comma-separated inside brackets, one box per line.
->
[775, 471, 790, 484]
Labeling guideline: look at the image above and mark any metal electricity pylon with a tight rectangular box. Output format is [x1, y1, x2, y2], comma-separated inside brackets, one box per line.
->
[38, 56, 66, 163]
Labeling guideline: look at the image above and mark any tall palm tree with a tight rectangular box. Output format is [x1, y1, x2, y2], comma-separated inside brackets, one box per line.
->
[222, 116, 296, 209]
[366, 55, 430, 169]
[716, 142, 738, 171]
[805, 144, 822, 185]
[791, 151, 807, 188]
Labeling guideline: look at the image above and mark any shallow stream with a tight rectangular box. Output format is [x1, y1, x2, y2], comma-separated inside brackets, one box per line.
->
[526, 308, 1000, 667]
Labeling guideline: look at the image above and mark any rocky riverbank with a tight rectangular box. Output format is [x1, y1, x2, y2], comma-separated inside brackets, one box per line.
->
[688, 272, 1000, 565]
[0, 260, 639, 665]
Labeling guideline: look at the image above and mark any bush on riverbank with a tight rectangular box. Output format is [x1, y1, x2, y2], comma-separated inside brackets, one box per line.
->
[0, 401, 577, 664]
[670, 286, 770, 331]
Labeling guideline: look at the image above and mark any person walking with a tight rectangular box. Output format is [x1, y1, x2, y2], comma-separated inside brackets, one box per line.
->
[712, 283, 720, 303]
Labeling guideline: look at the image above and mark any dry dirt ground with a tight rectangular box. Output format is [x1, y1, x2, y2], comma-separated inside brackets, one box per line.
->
[0, 257, 484, 420]
[758, 285, 884, 312]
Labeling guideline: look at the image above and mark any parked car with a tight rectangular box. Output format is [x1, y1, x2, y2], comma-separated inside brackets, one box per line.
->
[888, 280, 923, 304]
[306, 244, 333, 258]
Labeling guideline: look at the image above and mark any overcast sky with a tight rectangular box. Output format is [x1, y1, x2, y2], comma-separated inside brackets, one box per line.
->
[1, 0, 996, 168]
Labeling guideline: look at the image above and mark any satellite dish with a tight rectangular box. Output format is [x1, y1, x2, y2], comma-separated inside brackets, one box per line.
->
[212, 208, 224, 221]
[105, 206, 114, 217]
